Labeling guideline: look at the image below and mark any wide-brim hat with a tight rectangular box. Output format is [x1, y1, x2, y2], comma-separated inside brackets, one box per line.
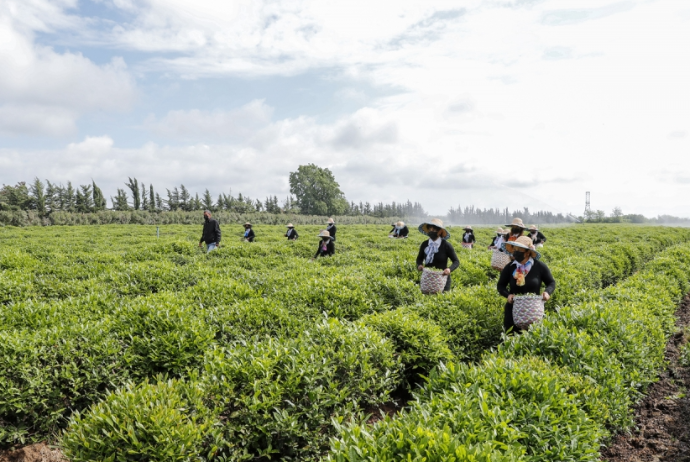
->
[463, 225, 473, 231]
[396, 221, 405, 227]
[327, 218, 335, 224]
[501, 236, 541, 260]
[286, 223, 294, 228]
[318, 230, 331, 239]
[529, 225, 538, 231]
[244, 222, 252, 227]
[496, 227, 504, 233]
[505, 217, 526, 229]
[418, 218, 450, 240]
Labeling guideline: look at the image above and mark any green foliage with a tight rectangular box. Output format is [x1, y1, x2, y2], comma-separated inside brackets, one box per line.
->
[289, 163, 349, 216]
[62, 377, 219, 462]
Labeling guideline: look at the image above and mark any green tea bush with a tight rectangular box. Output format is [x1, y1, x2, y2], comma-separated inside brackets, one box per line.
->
[360, 308, 454, 387]
[201, 319, 401, 461]
[62, 377, 219, 462]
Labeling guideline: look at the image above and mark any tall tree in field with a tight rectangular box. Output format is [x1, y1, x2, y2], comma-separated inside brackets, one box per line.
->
[45, 181, 59, 212]
[126, 177, 140, 210]
[155, 193, 164, 211]
[289, 164, 348, 216]
[111, 189, 130, 211]
[202, 189, 214, 211]
[141, 183, 148, 211]
[29, 178, 46, 215]
[179, 184, 191, 211]
[0, 182, 31, 211]
[149, 185, 155, 212]
[63, 182, 76, 212]
[166, 187, 180, 211]
[92, 181, 107, 211]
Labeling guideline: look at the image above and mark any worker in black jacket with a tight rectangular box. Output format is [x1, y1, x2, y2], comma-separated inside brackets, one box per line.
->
[198, 210, 221, 252]
[416, 218, 459, 292]
[461, 225, 476, 248]
[243, 222, 255, 242]
[489, 227, 505, 249]
[395, 221, 409, 238]
[285, 223, 299, 240]
[527, 225, 547, 247]
[312, 230, 335, 259]
[497, 236, 556, 333]
[326, 218, 337, 241]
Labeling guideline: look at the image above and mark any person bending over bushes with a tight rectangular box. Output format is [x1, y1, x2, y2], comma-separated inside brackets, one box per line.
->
[497, 236, 555, 333]
[312, 230, 335, 260]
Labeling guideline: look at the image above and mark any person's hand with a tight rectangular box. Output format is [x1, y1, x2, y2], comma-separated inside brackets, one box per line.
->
[542, 292, 551, 302]
[442, 268, 451, 276]
[507, 294, 515, 303]
[418, 265, 424, 271]
[198, 242, 203, 247]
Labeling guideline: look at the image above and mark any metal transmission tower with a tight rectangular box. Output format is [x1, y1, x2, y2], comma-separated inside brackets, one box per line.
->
[584, 191, 591, 218]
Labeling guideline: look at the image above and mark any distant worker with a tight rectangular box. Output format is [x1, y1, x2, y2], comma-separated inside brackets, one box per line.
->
[416, 218, 460, 293]
[489, 227, 505, 250]
[198, 210, 221, 253]
[505, 218, 527, 242]
[390, 221, 409, 239]
[497, 236, 555, 333]
[312, 230, 335, 259]
[326, 218, 337, 241]
[285, 223, 299, 241]
[528, 225, 546, 247]
[461, 226, 476, 248]
[243, 222, 255, 242]
[389, 222, 397, 235]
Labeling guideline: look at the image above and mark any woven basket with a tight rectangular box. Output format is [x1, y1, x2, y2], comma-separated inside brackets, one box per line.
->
[491, 250, 511, 270]
[512, 295, 544, 329]
[420, 268, 448, 295]
[461, 243, 473, 249]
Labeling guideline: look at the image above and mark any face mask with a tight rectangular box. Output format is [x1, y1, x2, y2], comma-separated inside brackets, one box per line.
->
[513, 250, 526, 261]
[204, 215, 209, 221]
[428, 231, 439, 240]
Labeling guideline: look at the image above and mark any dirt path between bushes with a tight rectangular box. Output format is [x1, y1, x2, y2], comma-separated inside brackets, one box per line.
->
[602, 294, 690, 462]
[0, 442, 64, 462]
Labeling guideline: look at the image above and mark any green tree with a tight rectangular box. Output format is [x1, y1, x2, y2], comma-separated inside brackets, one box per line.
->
[202, 189, 214, 211]
[126, 177, 140, 210]
[0, 182, 31, 211]
[29, 178, 46, 215]
[289, 164, 348, 216]
[92, 181, 107, 211]
[149, 185, 155, 212]
[63, 182, 76, 212]
[76, 184, 94, 212]
[141, 183, 149, 211]
[111, 189, 130, 211]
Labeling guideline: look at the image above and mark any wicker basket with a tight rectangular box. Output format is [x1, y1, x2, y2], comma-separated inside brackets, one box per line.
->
[461, 243, 473, 249]
[491, 250, 511, 270]
[512, 295, 544, 329]
[420, 268, 448, 295]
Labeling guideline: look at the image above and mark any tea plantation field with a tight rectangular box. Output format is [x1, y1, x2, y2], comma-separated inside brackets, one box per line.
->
[1, 224, 690, 461]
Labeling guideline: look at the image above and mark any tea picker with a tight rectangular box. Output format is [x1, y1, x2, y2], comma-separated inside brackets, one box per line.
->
[416, 218, 459, 294]
[243, 222, 255, 242]
[311, 230, 335, 260]
[198, 210, 221, 253]
[461, 225, 475, 249]
[496, 236, 556, 333]
[528, 225, 547, 247]
[285, 223, 299, 241]
[389, 221, 409, 239]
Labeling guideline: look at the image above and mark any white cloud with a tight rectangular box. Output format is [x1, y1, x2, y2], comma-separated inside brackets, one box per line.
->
[0, 105, 77, 136]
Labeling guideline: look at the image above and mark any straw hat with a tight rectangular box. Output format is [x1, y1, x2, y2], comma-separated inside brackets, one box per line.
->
[327, 218, 335, 224]
[244, 222, 252, 227]
[505, 217, 526, 229]
[463, 225, 473, 231]
[501, 236, 541, 260]
[286, 223, 294, 228]
[529, 225, 538, 231]
[496, 227, 504, 233]
[396, 221, 405, 227]
[418, 218, 451, 240]
[318, 230, 331, 239]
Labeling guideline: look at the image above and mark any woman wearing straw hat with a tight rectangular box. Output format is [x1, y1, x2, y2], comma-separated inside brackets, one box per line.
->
[312, 230, 335, 259]
[285, 223, 299, 241]
[392, 221, 409, 239]
[415, 218, 460, 292]
[488, 227, 505, 250]
[527, 225, 546, 247]
[497, 236, 556, 333]
[461, 226, 476, 248]
[243, 222, 255, 242]
[326, 218, 337, 242]
[505, 218, 527, 242]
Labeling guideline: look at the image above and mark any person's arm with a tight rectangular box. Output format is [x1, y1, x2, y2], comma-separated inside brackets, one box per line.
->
[401, 227, 409, 237]
[541, 263, 556, 295]
[215, 221, 221, 244]
[497, 266, 512, 298]
[314, 245, 321, 259]
[540, 232, 546, 243]
[445, 241, 460, 272]
[294, 230, 299, 239]
[416, 242, 426, 268]
[470, 234, 476, 243]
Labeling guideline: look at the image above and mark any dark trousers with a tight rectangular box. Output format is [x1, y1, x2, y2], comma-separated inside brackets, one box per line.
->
[503, 301, 523, 333]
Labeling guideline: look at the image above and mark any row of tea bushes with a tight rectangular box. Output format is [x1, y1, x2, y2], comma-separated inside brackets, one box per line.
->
[328, 243, 690, 461]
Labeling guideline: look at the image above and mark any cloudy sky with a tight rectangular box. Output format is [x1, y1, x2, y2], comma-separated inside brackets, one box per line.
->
[1, 0, 689, 217]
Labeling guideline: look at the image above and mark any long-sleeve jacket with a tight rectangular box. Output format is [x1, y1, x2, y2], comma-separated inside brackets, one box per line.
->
[489, 235, 503, 247]
[200, 218, 221, 245]
[397, 226, 409, 238]
[326, 224, 337, 241]
[528, 231, 546, 244]
[416, 240, 460, 272]
[497, 259, 556, 298]
[314, 239, 335, 258]
[462, 232, 476, 243]
[285, 229, 299, 240]
[244, 229, 255, 242]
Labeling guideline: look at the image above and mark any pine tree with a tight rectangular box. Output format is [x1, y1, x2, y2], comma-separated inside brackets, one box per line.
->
[64, 182, 76, 212]
[166, 188, 179, 211]
[126, 177, 140, 210]
[155, 193, 164, 211]
[29, 177, 46, 215]
[149, 185, 155, 212]
[141, 183, 148, 211]
[92, 181, 107, 211]
[112, 189, 130, 210]
[202, 189, 214, 211]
